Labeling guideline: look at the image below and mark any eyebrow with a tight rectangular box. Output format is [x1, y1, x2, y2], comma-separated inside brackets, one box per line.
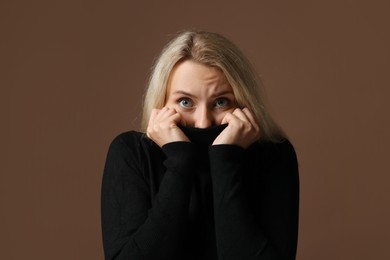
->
[171, 90, 234, 98]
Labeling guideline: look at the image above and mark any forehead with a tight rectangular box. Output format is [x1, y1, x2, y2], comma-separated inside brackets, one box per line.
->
[166, 60, 232, 96]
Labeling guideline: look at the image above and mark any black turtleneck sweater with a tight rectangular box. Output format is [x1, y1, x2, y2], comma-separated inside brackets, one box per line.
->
[101, 125, 299, 260]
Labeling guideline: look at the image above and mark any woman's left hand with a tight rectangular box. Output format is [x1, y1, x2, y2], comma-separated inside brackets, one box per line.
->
[213, 108, 261, 149]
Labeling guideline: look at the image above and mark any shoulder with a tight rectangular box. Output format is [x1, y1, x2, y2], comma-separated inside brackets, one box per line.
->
[107, 131, 157, 154]
[252, 138, 296, 155]
[102, 132, 156, 198]
[105, 131, 155, 171]
[270, 139, 297, 158]
[249, 138, 298, 168]
[109, 131, 147, 148]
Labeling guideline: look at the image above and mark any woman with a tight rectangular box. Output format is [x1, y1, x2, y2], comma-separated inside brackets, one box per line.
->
[101, 31, 299, 260]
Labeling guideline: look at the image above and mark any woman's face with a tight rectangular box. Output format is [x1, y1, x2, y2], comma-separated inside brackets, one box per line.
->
[165, 60, 238, 128]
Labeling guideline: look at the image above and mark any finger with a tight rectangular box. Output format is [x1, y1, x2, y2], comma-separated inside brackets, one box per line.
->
[179, 114, 187, 126]
[147, 110, 156, 138]
[147, 108, 168, 138]
[163, 107, 186, 126]
[242, 108, 261, 140]
[242, 108, 260, 130]
[165, 111, 183, 127]
[221, 112, 240, 125]
[148, 109, 160, 127]
[155, 107, 176, 122]
[232, 108, 250, 122]
[221, 112, 232, 125]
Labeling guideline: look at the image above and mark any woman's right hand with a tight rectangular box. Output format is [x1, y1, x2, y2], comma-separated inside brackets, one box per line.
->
[146, 107, 190, 147]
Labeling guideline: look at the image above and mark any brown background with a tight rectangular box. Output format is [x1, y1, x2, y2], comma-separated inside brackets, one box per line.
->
[1, 0, 389, 259]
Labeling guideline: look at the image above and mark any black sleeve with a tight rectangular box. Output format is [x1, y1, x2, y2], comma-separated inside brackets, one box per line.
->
[209, 140, 299, 260]
[101, 133, 197, 260]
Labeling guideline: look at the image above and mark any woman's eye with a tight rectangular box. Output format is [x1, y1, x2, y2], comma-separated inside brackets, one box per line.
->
[215, 98, 229, 108]
[178, 98, 193, 108]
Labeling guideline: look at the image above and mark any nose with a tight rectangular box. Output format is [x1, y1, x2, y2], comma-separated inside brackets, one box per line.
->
[194, 106, 213, 128]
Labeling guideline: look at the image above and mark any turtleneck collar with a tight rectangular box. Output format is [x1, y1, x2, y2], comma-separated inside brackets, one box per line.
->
[178, 124, 228, 147]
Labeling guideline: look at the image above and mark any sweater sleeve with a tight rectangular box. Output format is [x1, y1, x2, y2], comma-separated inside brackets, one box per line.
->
[209, 140, 299, 260]
[101, 133, 196, 260]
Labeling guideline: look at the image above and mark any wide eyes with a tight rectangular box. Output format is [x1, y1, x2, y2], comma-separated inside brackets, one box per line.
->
[177, 97, 230, 109]
[178, 98, 193, 108]
[214, 98, 229, 108]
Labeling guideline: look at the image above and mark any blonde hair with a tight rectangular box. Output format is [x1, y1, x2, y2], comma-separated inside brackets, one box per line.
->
[141, 30, 286, 142]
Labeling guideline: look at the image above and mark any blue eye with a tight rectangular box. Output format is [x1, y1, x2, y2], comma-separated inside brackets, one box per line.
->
[178, 98, 193, 108]
[215, 98, 229, 108]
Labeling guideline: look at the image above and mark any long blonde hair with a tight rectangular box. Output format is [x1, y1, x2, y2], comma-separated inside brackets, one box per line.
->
[141, 30, 285, 142]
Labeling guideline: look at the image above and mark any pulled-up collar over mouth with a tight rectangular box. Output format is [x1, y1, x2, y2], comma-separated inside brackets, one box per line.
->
[178, 124, 228, 146]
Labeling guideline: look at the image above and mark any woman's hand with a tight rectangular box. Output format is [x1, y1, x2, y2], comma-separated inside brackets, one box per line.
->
[213, 108, 261, 149]
[146, 107, 190, 147]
